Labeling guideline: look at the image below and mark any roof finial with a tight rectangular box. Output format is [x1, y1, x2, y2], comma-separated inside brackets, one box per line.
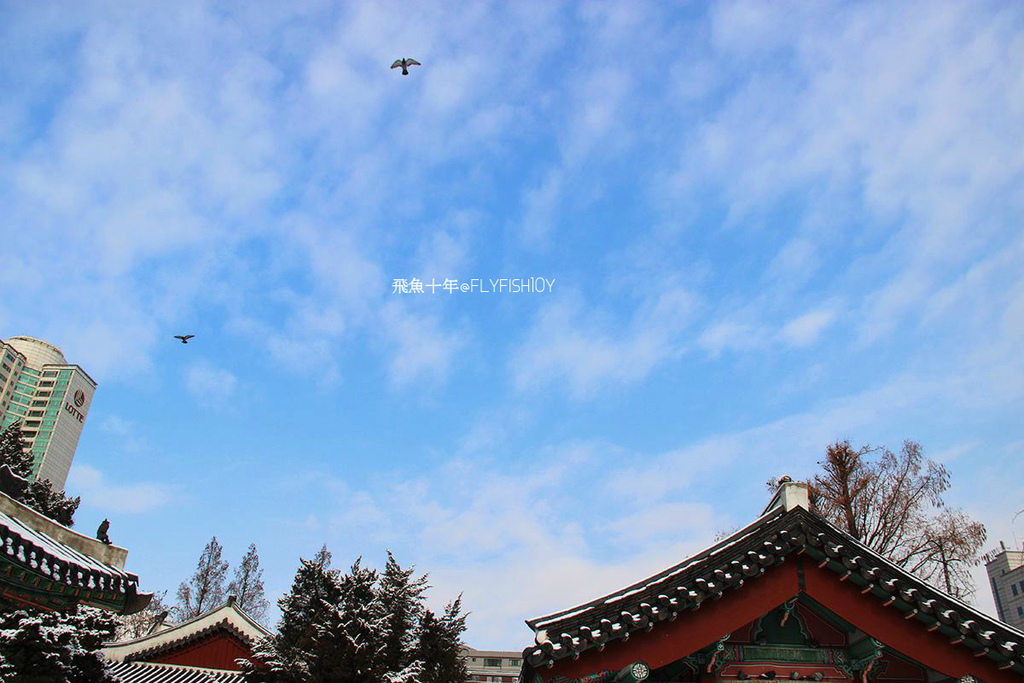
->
[762, 476, 809, 514]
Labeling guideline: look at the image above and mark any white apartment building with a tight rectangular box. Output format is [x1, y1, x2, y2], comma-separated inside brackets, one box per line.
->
[986, 542, 1024, 631]
[462, 647, 522, 683]
[0, 336, 96, 489]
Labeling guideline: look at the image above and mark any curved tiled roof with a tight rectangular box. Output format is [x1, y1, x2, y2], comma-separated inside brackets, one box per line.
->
[522, 503, 1024, 676]
[103, 601, 270, 664]
[107, 662, 241, 682]
[0, 484, 147, 613]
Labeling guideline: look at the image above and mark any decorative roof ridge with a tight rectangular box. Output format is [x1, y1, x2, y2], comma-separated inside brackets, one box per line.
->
[102, 601, 270, 662]
[814, 511, 1024, 643]
[521, 506, 1024, 675]
[527, 505, 787, 630]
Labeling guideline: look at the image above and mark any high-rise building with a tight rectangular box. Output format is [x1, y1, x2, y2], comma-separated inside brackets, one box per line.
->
[985, 542, 1024, 630]
[0, 336, 96, 489]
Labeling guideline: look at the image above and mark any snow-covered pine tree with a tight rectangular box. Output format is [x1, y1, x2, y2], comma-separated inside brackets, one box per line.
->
[377, 551, 428, 677]
[241, 546, 342, 683]
[0, 599, 118, 683]
[0, 421, 79, 527]
[416, 596, 469, 683]
[175, 536, 229, 620]
[329, 557, 384, 683]
[0, 422, 34, 475]
[241, 549, 468, 683]
[229, 543, 269, 623]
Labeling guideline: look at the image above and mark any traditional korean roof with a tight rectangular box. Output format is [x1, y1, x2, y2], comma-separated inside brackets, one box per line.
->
[106, 661, 241, 682]
[102, 599, 270, 665]
[0, 475, 148, 613]
[522, 481, 1024, 677]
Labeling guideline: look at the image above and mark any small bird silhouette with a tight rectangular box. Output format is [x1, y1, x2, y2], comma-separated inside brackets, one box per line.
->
[174, 334, 195, 344]
[390, 58, 421, 76]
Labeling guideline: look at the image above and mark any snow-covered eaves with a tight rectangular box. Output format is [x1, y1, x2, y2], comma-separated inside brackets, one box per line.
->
[527, 506, 786, 631]
[0, 488, 147, 613]
[521, 506, 1024, 675]
[103, 601, 270, 664]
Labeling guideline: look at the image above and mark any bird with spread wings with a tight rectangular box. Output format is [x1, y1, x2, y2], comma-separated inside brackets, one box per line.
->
[391, 58, 421, 76]
[174, 334, 195, 344]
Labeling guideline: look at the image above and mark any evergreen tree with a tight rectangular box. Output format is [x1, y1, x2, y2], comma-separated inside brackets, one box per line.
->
[176, 536, 229, 620]
[242, 546, 343, 683]
[377, 551, 428, 676]
[417, 596, 469, 683]
[0, 422, 34, 474]
[229, 543, 269, 623]
[241, 549, 468, 683]
[0, 422, 80, 527]
[331, 558, 384, 683]
[0, 600, 118, 683]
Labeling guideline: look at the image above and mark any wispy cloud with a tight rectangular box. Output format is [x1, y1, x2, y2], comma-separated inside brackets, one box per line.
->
[380, 301, 469, 388]
[185, 360, 238, 407]
[512, 287, 696, 397]
[778, 308, 838, 348]
[68, 464, 172, 514]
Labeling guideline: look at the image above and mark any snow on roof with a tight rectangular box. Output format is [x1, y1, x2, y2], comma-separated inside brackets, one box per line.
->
[528, 505, 785, 630]
[106, 661, 241, 682]
[103, 601, 271, 664]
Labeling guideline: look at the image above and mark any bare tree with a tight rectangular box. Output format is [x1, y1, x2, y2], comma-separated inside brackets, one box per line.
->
[228, 544, 269, 623]
[115, 590, 170, 641]
[176, 536, 229, 620]
[809, 440, 986, 598]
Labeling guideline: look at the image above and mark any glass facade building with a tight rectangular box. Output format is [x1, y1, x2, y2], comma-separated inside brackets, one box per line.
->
[0, 336, 96, 489]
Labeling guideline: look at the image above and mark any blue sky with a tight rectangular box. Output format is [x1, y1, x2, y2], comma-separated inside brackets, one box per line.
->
[2, 0, 1023, 648]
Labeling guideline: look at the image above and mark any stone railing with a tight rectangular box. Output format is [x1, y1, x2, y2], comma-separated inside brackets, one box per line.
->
[0, 489, 127, 569]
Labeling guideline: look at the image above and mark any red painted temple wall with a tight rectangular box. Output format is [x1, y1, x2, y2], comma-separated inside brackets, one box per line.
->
[546, 562, 801, 680]
[145, 632, 253, 671]
[802, 560, 1017, 683]
[543, 558, 1020, 683]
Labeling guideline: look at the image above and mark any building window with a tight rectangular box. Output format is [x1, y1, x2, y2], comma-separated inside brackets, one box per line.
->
[1014, 584, 1019, 597]
[507, 659, 520, 667]
[484, 659, 502, 668]
[38, 381, 53, 387]
[1019, 606, 1024, 617]
[42, 371, 56, 377]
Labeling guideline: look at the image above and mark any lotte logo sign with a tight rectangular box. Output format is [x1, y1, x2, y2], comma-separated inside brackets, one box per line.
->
[65, 389, 87, 423]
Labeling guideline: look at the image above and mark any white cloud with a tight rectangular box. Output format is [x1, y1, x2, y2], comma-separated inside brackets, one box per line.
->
[185, 361, 238, 406]
[67, 464, 172, 514]
[698, 320, 760, 358]
[512, 287, 696, 397]
[380, 301, 468, 388]
[779, 308, 837, 348]
[666, 0, 1024, 348]
[99, 415, 148, 453]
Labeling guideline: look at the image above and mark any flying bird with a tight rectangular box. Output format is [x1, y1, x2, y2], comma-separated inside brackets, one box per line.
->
[174, 334, 195, 344]
[390, 58, 421, 76]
